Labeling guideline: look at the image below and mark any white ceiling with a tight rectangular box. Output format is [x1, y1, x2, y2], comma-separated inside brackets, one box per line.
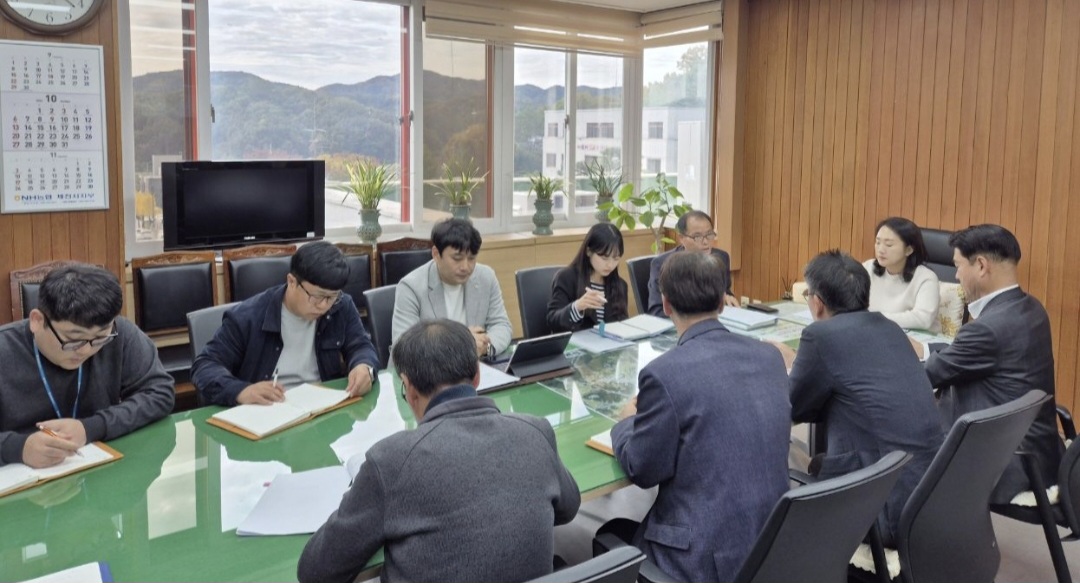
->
[553, 0, 707, 13]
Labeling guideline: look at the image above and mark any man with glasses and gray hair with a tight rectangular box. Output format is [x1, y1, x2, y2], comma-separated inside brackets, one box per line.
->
[0, 263, 175, 468]
[193, 241, 378, 407]
[646, 210, 738, 316]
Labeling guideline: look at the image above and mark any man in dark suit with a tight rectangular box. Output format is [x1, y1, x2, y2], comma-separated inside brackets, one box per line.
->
[646, 210, 738, 316]
[774, 250, 943, 545]
[606, 252, 791, 582]
[911, 224, 1061, 504]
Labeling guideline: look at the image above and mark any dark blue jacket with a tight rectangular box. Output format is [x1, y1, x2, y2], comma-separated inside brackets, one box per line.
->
[192, 284, 378, 406]
[647, 247, 733, 317]
[611, 319, 791, 582]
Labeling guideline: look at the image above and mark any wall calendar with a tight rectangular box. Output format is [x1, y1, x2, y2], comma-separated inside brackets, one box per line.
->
[0, 40, 108, 214]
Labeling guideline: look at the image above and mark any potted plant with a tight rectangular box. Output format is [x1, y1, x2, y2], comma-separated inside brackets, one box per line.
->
[434, 158, 486, 221]
[528, 172, 561, 236]
[599, 172, 692, 253]
[584, 160, 623, 224]
[335, 159, 396, 244]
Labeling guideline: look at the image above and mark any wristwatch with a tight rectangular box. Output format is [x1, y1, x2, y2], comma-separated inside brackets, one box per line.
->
[363, 363, 375, 378]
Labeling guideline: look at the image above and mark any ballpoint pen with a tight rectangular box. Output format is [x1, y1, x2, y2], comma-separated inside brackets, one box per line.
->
[271, 368, 279, 387]
[37, 424, 83, 456]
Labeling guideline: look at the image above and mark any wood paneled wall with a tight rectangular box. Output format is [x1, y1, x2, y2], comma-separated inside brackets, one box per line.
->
[734, 0, 1080, 411]
[0, 2, 126, 324]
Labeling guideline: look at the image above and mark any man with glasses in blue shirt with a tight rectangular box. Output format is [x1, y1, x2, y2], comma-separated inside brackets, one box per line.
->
[0, 264, 175, 468]
[193, 242, 378, 407]
[646, 210, 738, 316]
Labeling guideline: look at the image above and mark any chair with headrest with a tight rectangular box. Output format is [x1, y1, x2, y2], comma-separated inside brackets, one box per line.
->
[377, 237, 432, 287]
[626, 255, 655, 315]
[334, 243, 375, 316]
[222, 244, 296, 303]
[363, 285, 397, 369]
[515, 266, 562, 339]
[8, 260, 80, 321]
[920, 228, 956, 284]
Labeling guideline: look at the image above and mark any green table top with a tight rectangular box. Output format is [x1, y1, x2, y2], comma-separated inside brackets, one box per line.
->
[2, 335, 669, 583]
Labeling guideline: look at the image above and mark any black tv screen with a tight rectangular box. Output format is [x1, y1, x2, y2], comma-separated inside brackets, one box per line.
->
[163, 160, 325, 250]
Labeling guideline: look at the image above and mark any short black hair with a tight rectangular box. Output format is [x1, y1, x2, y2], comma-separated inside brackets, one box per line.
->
[675, 209, 713, 235]
[949, 224, 1022, 265]
[38, 263, 123, 328]
[291, 241, 350, 290]
[659, 252, 728, 316]
[804, 250, 870, 314]
[391, 319, 479, 396]
[432, 218, 482, 256]
[872, 217, 929, 282]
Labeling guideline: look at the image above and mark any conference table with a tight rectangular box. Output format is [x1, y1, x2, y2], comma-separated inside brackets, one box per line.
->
[1, 330, 673, 582]
[4, 303, 938, 582]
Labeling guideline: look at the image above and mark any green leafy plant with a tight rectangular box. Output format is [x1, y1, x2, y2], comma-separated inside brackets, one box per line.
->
[334, 159, 396, 210]
[583, 160, 623, 200]
[434, 158, 487, 206]
[527, 172, 561, 202]
[599, 172, 692, 253]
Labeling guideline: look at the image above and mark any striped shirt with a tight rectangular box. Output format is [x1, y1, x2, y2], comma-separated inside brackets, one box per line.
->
[569, 282, 607, 323]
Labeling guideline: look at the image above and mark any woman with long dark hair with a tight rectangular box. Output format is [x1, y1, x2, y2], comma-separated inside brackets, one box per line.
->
[865, 217, 941, 331]
[546, 223, 629, 333]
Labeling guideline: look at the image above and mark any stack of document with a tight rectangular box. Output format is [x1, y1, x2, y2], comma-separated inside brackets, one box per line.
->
[596, 315, 675, 341]
[236, 466, 351, 536]
[719, 306, 778, 330]
[209, 383, 353, 439]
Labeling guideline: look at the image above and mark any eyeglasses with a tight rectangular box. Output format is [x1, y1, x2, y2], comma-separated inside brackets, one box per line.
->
[802, 288, 813, 301]
[45, 317, 117, 352]
[297, 281, 342, 307]
[685, 231, 718, 244]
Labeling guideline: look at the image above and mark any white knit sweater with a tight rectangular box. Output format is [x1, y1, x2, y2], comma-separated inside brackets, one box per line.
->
[863, 259, 941, 332]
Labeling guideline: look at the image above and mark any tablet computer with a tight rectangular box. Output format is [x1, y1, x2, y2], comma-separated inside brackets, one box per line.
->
[501, 331, 573, 379]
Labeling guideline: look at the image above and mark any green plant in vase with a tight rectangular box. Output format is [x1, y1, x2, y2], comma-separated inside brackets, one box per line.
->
[600, 172, 692, 253]
[584, 160, 623, 223]
[434, 158, 486, 221]
[334, 159, 395, 244]
[528, 173, 562, 236]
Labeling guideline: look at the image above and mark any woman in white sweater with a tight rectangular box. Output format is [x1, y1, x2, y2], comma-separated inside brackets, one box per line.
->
[864, 217, 941, 332]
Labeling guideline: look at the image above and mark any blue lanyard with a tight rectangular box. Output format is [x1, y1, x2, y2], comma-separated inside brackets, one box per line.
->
[33, 343, 82, 419]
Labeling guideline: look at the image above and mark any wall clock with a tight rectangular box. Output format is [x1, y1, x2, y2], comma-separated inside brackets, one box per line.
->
[0, 0, 106, 36]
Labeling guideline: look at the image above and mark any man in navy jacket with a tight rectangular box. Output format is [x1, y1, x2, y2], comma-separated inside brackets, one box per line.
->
[192, 242, 379, 406]
[609, 251, 791, 582]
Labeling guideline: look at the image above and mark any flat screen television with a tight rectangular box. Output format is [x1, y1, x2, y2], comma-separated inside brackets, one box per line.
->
[162, 160, 325, 250]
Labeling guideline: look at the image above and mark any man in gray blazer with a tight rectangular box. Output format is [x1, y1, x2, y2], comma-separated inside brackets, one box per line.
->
[912, 224, 1061, 504]
[775, 250, 943, 545]
[392, 218, 512, 359]
[607, 252, 791, 582]
[298, 319, 580, 583]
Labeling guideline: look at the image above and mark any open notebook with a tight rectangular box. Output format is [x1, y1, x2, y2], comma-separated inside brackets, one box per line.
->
[0, 443, 122, 498]
[585, 430, 614, 456]
[207, 383, 360, 440]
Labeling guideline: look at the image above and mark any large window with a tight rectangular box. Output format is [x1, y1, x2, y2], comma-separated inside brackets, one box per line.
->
[513, 47, 566, 218]
[573, 53, 623, 214]
[208, 0, 405, 232]
[641, 42, 709, 210]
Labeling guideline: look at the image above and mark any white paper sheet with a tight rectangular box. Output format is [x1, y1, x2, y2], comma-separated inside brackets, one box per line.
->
[477, 362, 520, 393]
[236, 466, 351, 536]
[16, 562, 110, 583]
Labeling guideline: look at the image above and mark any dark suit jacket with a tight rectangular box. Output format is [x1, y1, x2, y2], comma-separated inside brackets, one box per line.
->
[926, 286, 1062, 504]
[647, 247, 733, 316]
[611, 319, 791, 582]
[789, 311, 944, 545]
[546, 266, 629, 333]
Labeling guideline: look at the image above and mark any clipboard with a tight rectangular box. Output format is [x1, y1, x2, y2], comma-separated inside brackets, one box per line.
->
[206, 395, 361, 441]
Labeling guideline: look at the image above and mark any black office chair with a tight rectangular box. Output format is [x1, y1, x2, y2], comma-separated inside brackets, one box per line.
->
[858, 390, 1051, 583]
[335, 243, 374, 316]
[363, 285, 396, 369]
[920, 228, 956, 283]
[380, 249, 430, 287]
[186, 302, 239, 363]
[9, 260, 80, 320]
[617, 450, 911, 583]
[516, 265, 562, 339]
[626, 255, 655, 315]
[991, 428, 1080, 583]
[528, 546, 645, 583]
[222, 244, 296, 302]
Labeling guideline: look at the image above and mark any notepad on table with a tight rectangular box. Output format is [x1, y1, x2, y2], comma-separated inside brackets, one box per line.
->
[208, 383, 359, 440]
[595, 315, 675, 341]
[236, 466, 351, 536]
[719, 306, 779, 330]
[585, 430, 614, 456]
[0, 443, 123, 498]
[16, 562, 113, 583]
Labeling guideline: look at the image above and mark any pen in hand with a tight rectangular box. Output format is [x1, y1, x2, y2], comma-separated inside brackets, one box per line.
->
[36, 424, 82, 457]
[272, 368, 279, 387]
